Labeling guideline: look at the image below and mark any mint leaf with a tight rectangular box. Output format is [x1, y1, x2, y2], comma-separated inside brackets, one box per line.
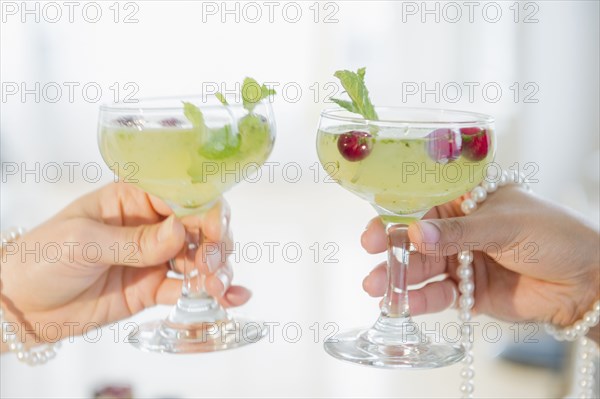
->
[215, 92, 228, 105]
[183, 101, 207, 141]
[330, 98, 358, 114]
[331, 68, 378, 121]
[183, 101, 239, 164]
[242, 77, 275, 112]
[238, 113, 270, 154]
[183, 101, 205, 128]
[198, 124, 240, 160]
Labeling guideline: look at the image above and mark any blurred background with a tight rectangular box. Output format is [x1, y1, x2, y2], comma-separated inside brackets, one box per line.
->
[1, 1, 598, 397]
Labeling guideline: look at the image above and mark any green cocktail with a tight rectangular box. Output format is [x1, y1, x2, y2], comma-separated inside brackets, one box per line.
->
[97, 81, 275, 353]
[317, 125, 493, 224]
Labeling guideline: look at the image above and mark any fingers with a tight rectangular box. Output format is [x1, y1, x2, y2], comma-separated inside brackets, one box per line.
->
[363, 262, 387, 297]
[363, 254, 449, 297]
[154, 278, 251, 308]
[205, 262, 232, 297]
[221, 285, 252, 307]
[372, 279, 458, 316]
[155, 277, 183, 305]
[70, 215, 186, 267]
[147, 194, 174, 217]
[408, 279, 458, 316]
[201, 199, 231, 243]
[410, 215, 506, 256]
[361, 217, 386, 254]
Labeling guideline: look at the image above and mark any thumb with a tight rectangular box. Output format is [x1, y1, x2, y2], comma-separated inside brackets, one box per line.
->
[409, 215, 510, 256]
[74, 215, 185, 267]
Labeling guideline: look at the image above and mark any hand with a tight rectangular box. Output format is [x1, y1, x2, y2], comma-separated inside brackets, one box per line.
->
[0, 183, 250, 347]
[361, 185, 599, 328]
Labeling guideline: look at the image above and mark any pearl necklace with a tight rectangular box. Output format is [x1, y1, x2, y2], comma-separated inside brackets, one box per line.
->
[457, 170, 600, 398]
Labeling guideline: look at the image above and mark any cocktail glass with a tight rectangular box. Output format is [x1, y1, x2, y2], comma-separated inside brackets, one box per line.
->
[316, 107, 494, 368]
[98, 96, 275, 353]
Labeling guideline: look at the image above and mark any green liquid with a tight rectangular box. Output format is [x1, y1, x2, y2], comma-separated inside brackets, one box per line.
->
[317, 127, 493, 220]
[100, 126, 272, 209]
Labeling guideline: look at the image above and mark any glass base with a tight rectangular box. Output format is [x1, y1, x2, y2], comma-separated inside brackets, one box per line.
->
[324, 315, 465, 369]
[128, 295, 267, 353]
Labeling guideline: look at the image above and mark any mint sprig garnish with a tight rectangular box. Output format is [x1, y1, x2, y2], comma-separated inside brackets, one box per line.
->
[183, 101, 239, 160]
[331, 67, 378, 121]
[183, 101, 206, 134]
[215, 92, 228, 106]
[241, 77, 275, 112]
[215, 77, 275, 113]
[182, 77, 275, 168]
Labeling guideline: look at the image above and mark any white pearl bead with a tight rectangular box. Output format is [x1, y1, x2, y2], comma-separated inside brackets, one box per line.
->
[579, 379, 592, 388]
[460, 367, 475, 379]
[584, 312, 599, 325]
[462, 354, 474, 365]
[459, 311, 472, 322]
[458, 250, 473, 264]
[471, 186, 487, 203]
[574, 321, 589, 336]
[565, 329, 577, 341]
[16, 351, 29, 361]
[461, 199, 477, 215]
[594, 301, 600, 312]
[510, 170, 521, 183]
[28, 353, 39, 365]
[460, 296, 475, 309]
[460, 383, 474, 394]
[458, 265, 473, 279]
[481, 180, 497, 193]
[459, 281, 475, 294]
[498, 170, 509, 186]
[580, 365, 595, 375]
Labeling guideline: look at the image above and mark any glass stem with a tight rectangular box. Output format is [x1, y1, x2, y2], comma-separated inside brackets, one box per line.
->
[381, 223, 411, 318]
[166, 215, 226, 325]
[180, 227, 206, 299]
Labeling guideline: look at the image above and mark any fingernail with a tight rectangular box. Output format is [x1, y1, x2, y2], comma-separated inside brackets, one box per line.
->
[158, 215, 175, 242]
[215, 269, 230, 295]
[206, 245, 222, 273]
[450, 285, 459, 308]
[362, 275, 370, 292]
[418, 221, 441, 244]
[227, 289, 252, 303]
[365, 218, 376, 231]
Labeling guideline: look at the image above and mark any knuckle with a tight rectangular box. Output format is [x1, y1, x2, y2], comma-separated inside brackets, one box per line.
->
[442, 218, 466, 243]
[132, 226, 150, 263]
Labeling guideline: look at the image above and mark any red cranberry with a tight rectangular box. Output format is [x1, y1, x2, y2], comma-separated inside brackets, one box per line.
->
[115, 116, 142, 127]
[460, 127, 489, 161]
[427, 128, 462, 163]
[337, 131, 373, 161]
[160, 118, 182, 127]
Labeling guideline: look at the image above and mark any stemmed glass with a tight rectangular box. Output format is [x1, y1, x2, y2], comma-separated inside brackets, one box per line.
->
[316, 107, 495, 368]
[98, 96, 275, 353]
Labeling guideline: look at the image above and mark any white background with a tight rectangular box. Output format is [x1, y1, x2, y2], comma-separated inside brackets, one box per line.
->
[1, 1, 598, 398]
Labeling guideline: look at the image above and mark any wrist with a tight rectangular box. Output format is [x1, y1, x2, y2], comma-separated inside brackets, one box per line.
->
[1, 226, 61, 364]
